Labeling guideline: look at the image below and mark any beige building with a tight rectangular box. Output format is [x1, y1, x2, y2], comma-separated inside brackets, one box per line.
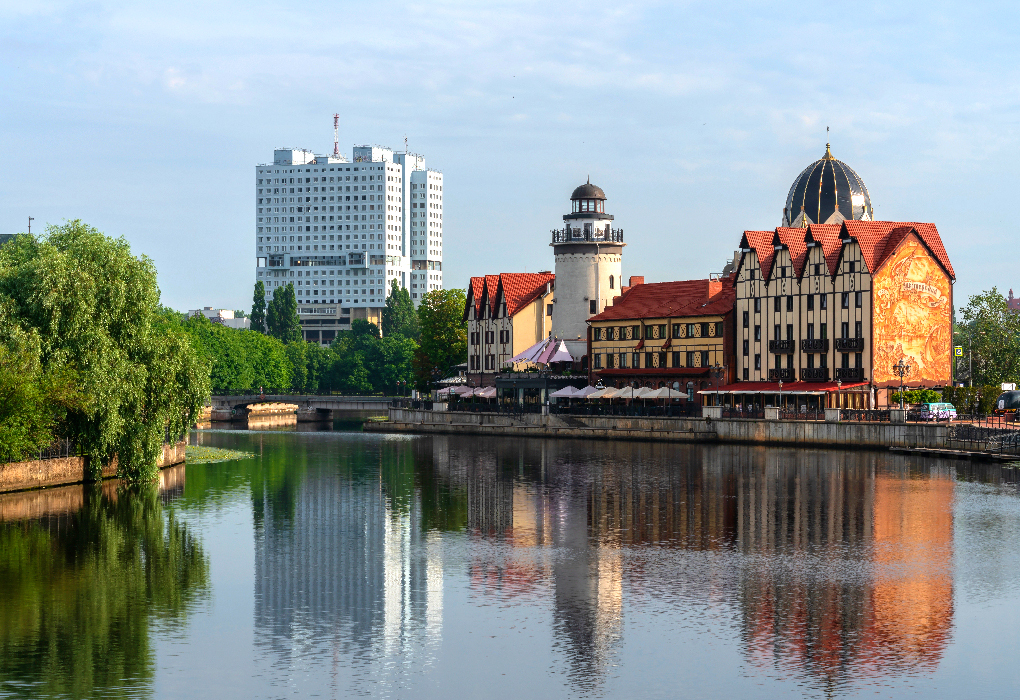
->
[464, 272, 555, 386]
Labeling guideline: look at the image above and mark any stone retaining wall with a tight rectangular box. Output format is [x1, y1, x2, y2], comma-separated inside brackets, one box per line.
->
[0, 441, 188, 494]
[368, 409, 949, 450]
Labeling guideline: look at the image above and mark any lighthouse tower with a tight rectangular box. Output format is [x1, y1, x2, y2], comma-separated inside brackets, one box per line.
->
[551, 180, 624, 358]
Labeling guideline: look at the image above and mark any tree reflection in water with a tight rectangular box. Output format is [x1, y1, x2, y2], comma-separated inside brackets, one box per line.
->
[0, 474, 209, 699]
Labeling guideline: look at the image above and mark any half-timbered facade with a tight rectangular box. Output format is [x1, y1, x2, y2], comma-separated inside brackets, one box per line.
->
[465, 272, 555, 386]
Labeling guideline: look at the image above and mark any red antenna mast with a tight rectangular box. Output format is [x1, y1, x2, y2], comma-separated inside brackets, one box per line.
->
[332, 113, 340, 158]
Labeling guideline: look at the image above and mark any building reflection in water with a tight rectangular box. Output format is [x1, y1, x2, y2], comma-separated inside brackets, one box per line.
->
[431, 437, 955, 693]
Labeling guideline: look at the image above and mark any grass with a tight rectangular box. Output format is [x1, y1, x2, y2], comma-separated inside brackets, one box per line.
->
[185, 446, 255, 464]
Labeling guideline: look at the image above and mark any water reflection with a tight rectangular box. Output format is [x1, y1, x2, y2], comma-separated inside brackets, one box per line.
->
[0, 465, 208, 699]
[246, 433, 970, 696]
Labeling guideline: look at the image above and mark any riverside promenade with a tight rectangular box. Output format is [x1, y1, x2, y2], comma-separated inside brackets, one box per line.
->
[367, 408, 1017, 458]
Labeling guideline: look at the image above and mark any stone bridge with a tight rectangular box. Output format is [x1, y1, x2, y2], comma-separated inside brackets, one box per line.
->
[209, 395, 395, 421]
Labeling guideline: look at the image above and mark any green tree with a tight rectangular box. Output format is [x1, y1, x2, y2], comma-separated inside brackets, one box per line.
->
[414, 289, 467, 390]
[376, 334, 418, 394]
[285, 341, 308, 392]
[266, 283, 302, 343]
[0, 221, 209, 480]
[250, 282, 265, 333]
[958, 288, 1020, 387]
[382, 280, 419, 339]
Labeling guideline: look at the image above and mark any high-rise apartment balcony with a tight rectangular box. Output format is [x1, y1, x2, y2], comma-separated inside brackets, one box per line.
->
[551, 227, 624, 244]
[834, 367, 864, 381]
[768, 368, 795, 381]
[835, 337, 865, 352]
[800, 338, 829, 352]
[768, 339, 795, 354]
[800, 367, 830, 381]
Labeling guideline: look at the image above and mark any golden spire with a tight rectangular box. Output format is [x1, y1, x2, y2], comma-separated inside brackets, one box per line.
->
[801, 204, 808, 228]
[823, 143, 834, 160]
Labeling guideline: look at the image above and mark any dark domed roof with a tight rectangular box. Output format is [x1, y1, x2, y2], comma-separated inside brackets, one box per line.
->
[571, 179, 606, 200]
[783, 144, 873, 227]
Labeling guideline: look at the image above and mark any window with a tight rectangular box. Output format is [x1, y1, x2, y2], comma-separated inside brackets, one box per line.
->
[754, 325, 761, 341]
[774, 324, 781, 340]
[632, 352, 640, 368]
[855, 352, 863, 368]
[620, 353, 628, 368]
[774, 296, 781, 312]
[855, 291, 862, 308]
[786, 324, 794, 341]
[807, 324, 815, 340]
[754, 298, 761, 313]
[814, 263, 821, 275]
[820, 295, 828, 310]
[686, 350, 708, 367]
[820, 323, 827, 339]
[743, 367, 749, 380]
[841, 353, 850, 369]
[673, 323, 683, 338]
[841, 321, 850, 338]
[855, 320, 862, 338]
[742, 310, 749, 328]
[590, 300, 597, 314]
[594, 354, 602, 369]
[715, 322, 724, 337]
[743, 339, 749, 356]
[547, 304, 553, 316]
[842, 292, 850, 308]
[848, 261, 857, 273]
[786, 295, 794, 312]
[672, 351, 683, 367]
[807, 294, 814, 311]
[754, 353, 761, 370]
[609, 275, 614, 289]
[485, 330, 494, 344]
[807, 354, 815, 369]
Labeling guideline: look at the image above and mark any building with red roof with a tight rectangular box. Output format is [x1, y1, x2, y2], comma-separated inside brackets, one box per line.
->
[464, 272, 555, 386]
[587, 275, 736, 391]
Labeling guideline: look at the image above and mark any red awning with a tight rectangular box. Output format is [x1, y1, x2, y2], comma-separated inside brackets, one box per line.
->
[634, 339, 645, 350]
[699, 381, 869, 394]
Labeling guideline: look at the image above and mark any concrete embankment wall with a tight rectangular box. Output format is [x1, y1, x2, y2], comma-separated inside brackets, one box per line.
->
[366, 409, 950, 450]
[0, 441, 188, 494]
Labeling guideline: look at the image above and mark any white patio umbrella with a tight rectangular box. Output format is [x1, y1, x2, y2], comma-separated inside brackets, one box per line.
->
[509, 337, 551, 364]
[549, 386, 579, 398]
[575, 386, 599, 397]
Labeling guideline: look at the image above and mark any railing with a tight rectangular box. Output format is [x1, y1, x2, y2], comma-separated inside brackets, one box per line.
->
[800, 338, 829, 352]
[215, 388, 401, 398]
[842, 409, 891, 422]
[34, 437, 77, 461]
[948, 424, 1020, 455]
[834, 367, 864, 381]
[550, 227, 625, 244]
[768, 339, 795, 353]
[722, 407, 766, 419]
[834, 337, 865, 352]
[392, 399, 433, 410]
[551, 403, 701, 418]
[800, 367, 830, 381]
[779, 410, 826, 421]
[768, 368, 795, 381]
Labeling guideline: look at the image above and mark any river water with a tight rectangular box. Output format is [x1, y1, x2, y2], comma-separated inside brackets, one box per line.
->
[2, 428, 1020, 699]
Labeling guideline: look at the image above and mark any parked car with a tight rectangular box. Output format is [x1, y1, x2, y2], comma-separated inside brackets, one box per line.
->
[918, 402, 957, 421]
[993, 390, 1020, 418]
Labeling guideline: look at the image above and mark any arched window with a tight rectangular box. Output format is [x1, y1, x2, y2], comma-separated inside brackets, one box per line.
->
[609, 275, 614, 289]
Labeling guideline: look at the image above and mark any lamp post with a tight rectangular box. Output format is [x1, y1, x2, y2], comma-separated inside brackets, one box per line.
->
[778, 380, 783, 410]
[892, 358, 911, 409]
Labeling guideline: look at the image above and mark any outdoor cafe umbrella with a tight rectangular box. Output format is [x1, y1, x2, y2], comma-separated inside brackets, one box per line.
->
[574, 386, 599, 397]
[510, 337, 552, 364]
[650, 386, 687, 400]
[549, 386, 580, 398]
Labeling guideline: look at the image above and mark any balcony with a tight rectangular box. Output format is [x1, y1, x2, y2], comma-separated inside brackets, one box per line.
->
[768, 339, 795, 354]
[835, 337, 865, 352]
[768, 368, 795, 381]
[800, 338, 829, 352]
[801, 367, 830, 382]
[835, 367, 864, 381]
[551, 227, 624, 244]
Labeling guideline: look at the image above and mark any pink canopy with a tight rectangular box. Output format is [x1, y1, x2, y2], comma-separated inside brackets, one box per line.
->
[510, 338, 574, 366]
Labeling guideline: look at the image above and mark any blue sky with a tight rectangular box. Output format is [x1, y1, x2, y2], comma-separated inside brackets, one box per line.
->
[1, 0, 1016, 311]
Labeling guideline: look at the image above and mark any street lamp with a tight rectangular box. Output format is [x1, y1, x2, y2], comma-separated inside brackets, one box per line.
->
[892, 358, 911, 409]
[778, 379, 783, 410]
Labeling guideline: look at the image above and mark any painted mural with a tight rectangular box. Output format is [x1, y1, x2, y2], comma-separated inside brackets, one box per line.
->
[872, 237, 952, 386]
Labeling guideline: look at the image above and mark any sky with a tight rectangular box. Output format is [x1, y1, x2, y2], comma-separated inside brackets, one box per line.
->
[1, 0, 1017, 312]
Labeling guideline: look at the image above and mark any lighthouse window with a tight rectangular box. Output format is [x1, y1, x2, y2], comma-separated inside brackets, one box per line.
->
[609, 275, 614, 289]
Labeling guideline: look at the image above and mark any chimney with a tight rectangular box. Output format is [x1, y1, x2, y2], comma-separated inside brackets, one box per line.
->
[708, 275, 722, 300]
[629, 276, 644, 287]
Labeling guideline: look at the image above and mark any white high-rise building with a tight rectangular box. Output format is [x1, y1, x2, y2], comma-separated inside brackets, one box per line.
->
[254, 144, 443, 344]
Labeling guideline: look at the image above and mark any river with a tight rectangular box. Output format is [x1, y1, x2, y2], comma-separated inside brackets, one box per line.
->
[2, 427, 1020, 699]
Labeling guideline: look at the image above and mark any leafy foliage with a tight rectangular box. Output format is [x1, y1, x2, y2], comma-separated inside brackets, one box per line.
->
[0, 221, 209, 480]
[266, 283, 301, 343]
[382, 280, 419, 340]
[250, 281, 266, 333]
[889, 388, 942, 406]
[956, 287, 1020, 387]
[941, 385, 1003, 415]
[413, 288, 467, 390]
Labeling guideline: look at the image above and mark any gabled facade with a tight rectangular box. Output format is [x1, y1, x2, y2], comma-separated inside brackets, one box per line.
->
[733, 221, 954, 404]
[465, 272, 555, 386]
[587, 276, 736, 390]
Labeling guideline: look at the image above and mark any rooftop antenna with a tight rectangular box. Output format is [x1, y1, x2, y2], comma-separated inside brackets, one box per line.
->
[27, 216, 34, 235]
[332, 113, 340, 158]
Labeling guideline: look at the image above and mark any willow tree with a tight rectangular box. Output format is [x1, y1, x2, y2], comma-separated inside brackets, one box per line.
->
[0, 221, 210, 480]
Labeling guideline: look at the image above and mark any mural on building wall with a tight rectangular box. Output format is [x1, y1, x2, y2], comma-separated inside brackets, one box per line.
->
[872, 237, 952, 386]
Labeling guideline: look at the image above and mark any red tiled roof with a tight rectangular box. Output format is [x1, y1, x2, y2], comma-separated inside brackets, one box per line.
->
[465, 276, 486, 320]
[589, 277, 735, 322]
[496, 273, 555, 317]
[776, 227, 809, 278]
[843, 221, 955, 280]
[738, 230, 775, 281]
[805, 224, 843, 275]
